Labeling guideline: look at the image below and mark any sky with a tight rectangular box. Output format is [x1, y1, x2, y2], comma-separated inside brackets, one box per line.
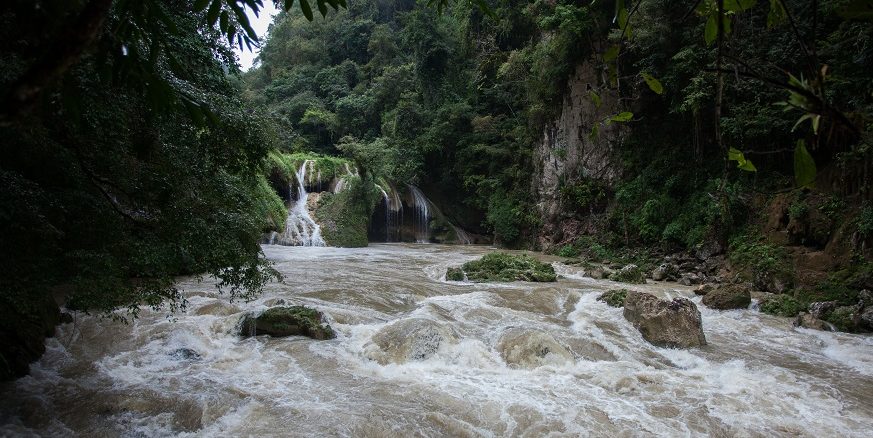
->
[234, 2, 281, 71]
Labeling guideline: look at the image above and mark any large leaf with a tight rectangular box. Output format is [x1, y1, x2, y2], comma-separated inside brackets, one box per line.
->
[606, 112, 633, 125]
[704, 15, 717, 46]
[589, 90, 602, 108]
[728, 147, 757, 172]
[767, 0, 787, 27]
[641, 72, 664, 95]
[794, 140, 817, 188]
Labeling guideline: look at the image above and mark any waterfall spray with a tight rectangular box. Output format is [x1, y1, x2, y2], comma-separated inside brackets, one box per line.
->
[276, 160, 325, 246]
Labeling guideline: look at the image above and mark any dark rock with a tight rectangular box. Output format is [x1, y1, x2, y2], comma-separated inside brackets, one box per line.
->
[597, 289, 628, 308]
[793, 313, 835, 331]
[808, 301, 838, 320]
[623, 291, 706, 348]
[239, 306, 335, 340]
[59, 312, 74, 324]
[695, 240, 723, 260]
[1, 294, 60, 381]
[652, 263, 679, 282]
[823, 305, 862, 332]
[678, 273, 701, 286]
[860, 306, 873, 331]
[702, 285, 751, 310]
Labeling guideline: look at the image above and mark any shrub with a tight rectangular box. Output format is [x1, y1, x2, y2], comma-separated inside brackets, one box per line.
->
[597, 289, 628, 307]
[759, 294, 805, 317]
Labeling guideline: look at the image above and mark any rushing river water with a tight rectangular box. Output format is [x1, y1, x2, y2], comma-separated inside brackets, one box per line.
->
[2, 244, 873, 437]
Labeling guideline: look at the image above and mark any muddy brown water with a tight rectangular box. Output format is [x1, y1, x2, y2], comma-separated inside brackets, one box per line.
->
[1, 244, 872, 437]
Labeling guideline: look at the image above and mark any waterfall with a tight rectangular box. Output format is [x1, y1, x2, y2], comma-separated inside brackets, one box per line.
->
[277, 160, 325, 246]
[376, 184, 403, 242]
[408, 185, 431, 243]
[453, 225, 473, 245]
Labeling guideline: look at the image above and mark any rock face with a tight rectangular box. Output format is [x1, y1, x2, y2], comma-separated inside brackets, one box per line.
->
[623, 291, 706, 348]
[365, 318, 456, 364]
[239, 306, 335, 340]
[1, 294, 60, 381]
[497, 329, 573, 369]
[702, 285, 752, 310]
[532, 61, 627, 248]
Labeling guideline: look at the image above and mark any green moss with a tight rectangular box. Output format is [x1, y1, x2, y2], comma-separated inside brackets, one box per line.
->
[445, 267, 464, 281]
[609, 264, 646, 284]
[254, 175, 287, 232]
[314, 177, 379, 247]
[460, 253, 557, 282]
[759, 294, 805, 317]
[729, 233, 795, 290]
[823, 306, 858, 332]
[243, 305, 335, 339]
[597, 289, 628, 307]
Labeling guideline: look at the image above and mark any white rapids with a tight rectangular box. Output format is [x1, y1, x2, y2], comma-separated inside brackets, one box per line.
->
[2, 244, 872, 437]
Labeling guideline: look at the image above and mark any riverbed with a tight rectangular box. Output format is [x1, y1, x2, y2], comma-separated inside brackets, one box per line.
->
[2, 244, 872, 436]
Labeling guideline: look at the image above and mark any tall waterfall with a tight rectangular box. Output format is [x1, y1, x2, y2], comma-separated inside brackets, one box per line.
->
[408, 185, 431, 243]
[278, 160, 325, 246]
[376, 184, 403, 242]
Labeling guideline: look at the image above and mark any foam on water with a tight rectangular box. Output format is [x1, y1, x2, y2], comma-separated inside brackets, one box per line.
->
[2, 244, 872, 437]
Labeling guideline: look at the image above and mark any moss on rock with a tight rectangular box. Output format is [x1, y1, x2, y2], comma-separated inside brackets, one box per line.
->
[759, 294, 805, 317]
[239, 306, 335, 340]
[315, 177, 379, 247]
[459, 253, 557, 282]
[609, 264, 646, 284]
[597, 289, 629, 307]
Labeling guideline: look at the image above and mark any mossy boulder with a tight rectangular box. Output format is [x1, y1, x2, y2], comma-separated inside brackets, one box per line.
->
[823, 305, 862, 332]
[597, 289, 629, 308]
[609, 264, 646, 284]
[239, 306, 335, 340]
[702, 285, 751, 310]
[445, 267, 465, 281]
[759, 294, 805, 317]
[456, 253, 557, 282]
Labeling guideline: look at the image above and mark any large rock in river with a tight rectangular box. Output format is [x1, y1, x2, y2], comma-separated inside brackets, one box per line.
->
[239, 306, 335, 340]
[623, 291, 706, 348]
[702, 285, 751, 310]
[497, 328, 573, 368]
[364, 318, 457, 364]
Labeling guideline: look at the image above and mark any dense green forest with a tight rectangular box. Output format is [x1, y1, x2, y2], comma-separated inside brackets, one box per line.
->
[2, 0, 873, 380]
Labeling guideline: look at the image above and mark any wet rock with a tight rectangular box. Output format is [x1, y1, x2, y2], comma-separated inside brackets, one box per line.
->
[793, 313, 835, 331]
[808, 301, 838, 320]
[365, 318, 456, 364]
[585, 266, 609, 279]
[497, 329, 573, 369]
[860, 306, 873, 331]
[59, 312, 74, 324]
[597, 289, 628, 308]
[702, 285, 751, 310]
[610, 264, 646, 284]
[651, 263, 679, 282]
[678, 273, 701, 286]
[824, 305, 862, 332]
[694, 284, 715, 296]
[695, 240, 723, 260]
[170, 348, 202, 361]
[239, 306, 335, 340]
[622, 291, 706, 348]
[445, 267, 465, 281]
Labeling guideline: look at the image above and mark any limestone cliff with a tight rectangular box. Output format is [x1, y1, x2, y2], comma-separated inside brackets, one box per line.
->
[532, 62, 628, 249]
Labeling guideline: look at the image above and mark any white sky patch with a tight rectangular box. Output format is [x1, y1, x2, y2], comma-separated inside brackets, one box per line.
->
[234, 2, 281, 71]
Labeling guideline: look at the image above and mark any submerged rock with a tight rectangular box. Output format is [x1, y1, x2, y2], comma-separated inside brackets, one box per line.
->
[239, 306, 335, 340]
[365, 318, 456, 364]
[702, 285, 751, 310]
[457, 253, 556, 282]
[170, 348, 202, 361]
[610, 264, 646, 284]
[623, 291, 706, 348]
[794, 313, 835, 331]
[597, 289, 629, 308]
[497, 329, 573, 368]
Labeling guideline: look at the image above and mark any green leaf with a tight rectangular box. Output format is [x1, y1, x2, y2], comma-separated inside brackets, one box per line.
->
[794, 140, 817, 188]
[641, 72, 664, 95]
[606, 112, 633, 125]
[589, 124, 600, 141]
[284, 0, 295, 11]
[728, 147, 744, 161]
[738, 160, 757, 172]
[317, 0, 328, 16]
[193, 0, 211, 13]
[299, 0, 314, 20]
[206, 0, 222, 27]
[839, 0, 873, 20]
[617, 1, 629, 30]
[728, 147, 757, 172]
[767, 0, 787, 27]
[589, 91, 602, 108]
[603, 45, 620, 62]
[704, 15, 717, 46]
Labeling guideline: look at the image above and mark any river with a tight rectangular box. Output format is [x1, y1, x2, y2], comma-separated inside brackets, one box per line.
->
[2, 244, 873, 436]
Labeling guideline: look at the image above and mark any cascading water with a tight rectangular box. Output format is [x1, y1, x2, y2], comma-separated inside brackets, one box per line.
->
[376, 184, 403, 242]
[452, 225, 472, 244]
[5, 245, 873, 436]
[408, 185, 431, 243]
[277, 160, 324, 246]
